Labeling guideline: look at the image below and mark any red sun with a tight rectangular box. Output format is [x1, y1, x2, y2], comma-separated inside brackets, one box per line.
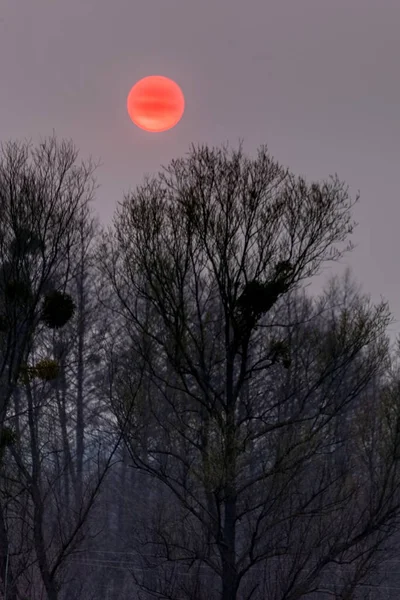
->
[127, 75, 185, 133]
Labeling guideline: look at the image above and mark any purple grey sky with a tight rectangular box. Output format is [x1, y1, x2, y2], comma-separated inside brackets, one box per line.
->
[1, 0, 399, 336]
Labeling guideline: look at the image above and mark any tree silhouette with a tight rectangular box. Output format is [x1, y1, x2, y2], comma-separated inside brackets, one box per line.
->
[99, 143, 400, 600]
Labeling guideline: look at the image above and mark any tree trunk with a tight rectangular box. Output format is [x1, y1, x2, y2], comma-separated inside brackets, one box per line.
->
[75, 261, 86, 509]
[220, 343, 238, 600]
[27, 385, 59, 600]
[0, 502, 17, 600]
[220, 432, 238, 600]
[32, 486, 59, 600]
[112, 445, 128, 598]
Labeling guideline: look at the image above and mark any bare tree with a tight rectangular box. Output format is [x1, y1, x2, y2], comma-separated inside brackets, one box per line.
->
[0, 135, 97, 418]
[0, 135, 98, 600]
[0, 135, 125, 600]
[97, 143, 400, 599]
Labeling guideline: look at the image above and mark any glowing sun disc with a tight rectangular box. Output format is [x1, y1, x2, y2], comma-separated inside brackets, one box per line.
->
[127, 75, 185, 133]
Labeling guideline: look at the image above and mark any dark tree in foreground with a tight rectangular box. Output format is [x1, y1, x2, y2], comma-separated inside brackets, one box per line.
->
[0, 135, 97, 422]
[99, 143, 400, 600]
[0, 135, 97, 600]
[0, 136, 122, 600]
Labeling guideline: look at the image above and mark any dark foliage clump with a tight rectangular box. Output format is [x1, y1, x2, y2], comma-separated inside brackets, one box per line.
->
[4, 279, 32, 303]
[34, 358, 60, 381]
[41, 291, 75, 329]
[0, 427, 17, 466]
[269, 338, 291, 369]
[0, 314, 9, 332]
[0, 427, 17, 450]
[234, 261, 293, 346]
[9, 228, 45, 256]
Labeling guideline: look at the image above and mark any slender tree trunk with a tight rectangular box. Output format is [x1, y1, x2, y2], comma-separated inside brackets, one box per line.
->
[55, 358, 74, 513]
[220, 415, 238, 600]
[0, 389, 19, 600]
[220, 342, 238, 600]
[0, 502, 17, 600]
[200, 407, 218, 549]
[75, 262, 85, 509]
[27, 385, 59, 600]
[112, 444, 128, 598]
[32, 486, 58, 600]
[12, 387, 21, 454]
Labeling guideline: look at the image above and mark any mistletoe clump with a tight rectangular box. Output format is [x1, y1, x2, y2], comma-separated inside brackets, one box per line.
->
[4, 279, 33, 303]
[9, 228, 45, 256]
[33, 358, 60, 381]
[0, 426, 17, 466]
[0, 261, 32, 305]
[233, 261, 294, 347]
[41, 291, 75, 329]
[0, 427, 17, 464]
[237, 262, 293, 318]
[0, 314, 9, 333]
[0, 427, 17, 448]
[268, 338, 291, 369]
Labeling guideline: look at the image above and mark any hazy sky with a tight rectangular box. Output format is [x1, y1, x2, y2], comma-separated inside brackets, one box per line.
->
[1, 0, 399, 336]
